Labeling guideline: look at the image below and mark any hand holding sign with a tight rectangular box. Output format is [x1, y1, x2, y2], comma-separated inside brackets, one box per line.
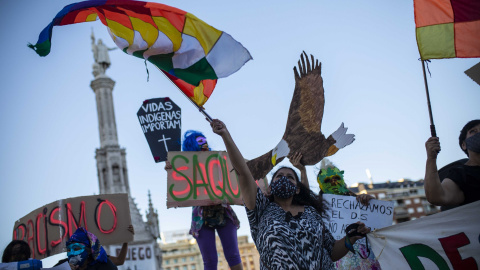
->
[356, 194, 375, 206]
[165, 161, 172, 171]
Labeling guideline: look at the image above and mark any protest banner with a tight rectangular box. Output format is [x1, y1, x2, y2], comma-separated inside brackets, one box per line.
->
[137, 98, 181, 162]
[166, 151, 242, 208]
[12, 194, 132, 260]
[108, 243, 157, 270]
[367, 201, 480, 270]
[323, 194, 394, 240]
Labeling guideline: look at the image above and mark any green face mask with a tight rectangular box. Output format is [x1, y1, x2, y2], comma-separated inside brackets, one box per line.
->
[317, 167, 350, 195]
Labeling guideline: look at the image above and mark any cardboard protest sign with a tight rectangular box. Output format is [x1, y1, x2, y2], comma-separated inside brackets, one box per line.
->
[137, 98, 181, 162]
[108, 243, 157, 270]
[166, 151, 242, 208]
[367, 201, 480, 270]
[12, 194, 132, 260]
[323, 194, 394, 240]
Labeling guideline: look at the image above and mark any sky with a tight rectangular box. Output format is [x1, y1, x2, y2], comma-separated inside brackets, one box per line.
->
[0, 0, 478, 266]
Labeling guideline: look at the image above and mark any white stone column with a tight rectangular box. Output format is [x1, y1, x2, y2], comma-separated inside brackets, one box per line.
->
[90, 75, 117, 148]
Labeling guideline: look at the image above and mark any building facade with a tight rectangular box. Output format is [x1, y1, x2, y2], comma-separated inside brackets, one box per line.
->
[349, 179, 440, 224]
[161, 238, 203, 270]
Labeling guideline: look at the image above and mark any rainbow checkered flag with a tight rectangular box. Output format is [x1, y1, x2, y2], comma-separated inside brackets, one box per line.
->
[29, 0, 252, 107]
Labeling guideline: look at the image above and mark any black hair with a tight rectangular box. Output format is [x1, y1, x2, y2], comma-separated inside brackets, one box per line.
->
[270, 166, 328, 217]
[459, 119, 480, 156]
[2, 240, 31, 263]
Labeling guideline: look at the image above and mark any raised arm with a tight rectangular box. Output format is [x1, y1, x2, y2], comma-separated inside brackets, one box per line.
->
[289, 152, 309, 189]
[424, 137, 464, 206]
[210, 119, 257, 209]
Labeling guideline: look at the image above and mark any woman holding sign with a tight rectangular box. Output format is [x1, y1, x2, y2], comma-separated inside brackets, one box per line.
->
[210, 119, 370, 270]
[165, 130, 243, 270]
[317, 167, 381, 269]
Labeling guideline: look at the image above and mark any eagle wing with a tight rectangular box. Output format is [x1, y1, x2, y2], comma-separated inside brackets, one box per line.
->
[247, 52, 333, 180]
[282, 52, 335, 165]
[284, 52, 325, 138]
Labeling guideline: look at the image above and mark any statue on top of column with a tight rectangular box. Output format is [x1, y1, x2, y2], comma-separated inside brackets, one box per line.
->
[91, 30, 116, 77]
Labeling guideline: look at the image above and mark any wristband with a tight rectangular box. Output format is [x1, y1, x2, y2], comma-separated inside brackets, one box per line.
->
[344, 235, 355, 253]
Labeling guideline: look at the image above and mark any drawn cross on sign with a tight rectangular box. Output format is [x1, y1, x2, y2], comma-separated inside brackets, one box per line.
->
[158, 134, 171, 152]
[137, 97, 181, 163]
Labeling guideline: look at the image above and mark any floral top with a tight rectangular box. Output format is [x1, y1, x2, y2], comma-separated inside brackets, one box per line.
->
[247, 188, 336, 270]
[189, 204, 240, 238]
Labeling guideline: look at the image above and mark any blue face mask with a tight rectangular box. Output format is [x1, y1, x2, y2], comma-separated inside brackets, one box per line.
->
[465, 132, 480, 153]
[196, 136, 209, 151]
[271, 176, 297, 199]
[67, 243, 88, 266]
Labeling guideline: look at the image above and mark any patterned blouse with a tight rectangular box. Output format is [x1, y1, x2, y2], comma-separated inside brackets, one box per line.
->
[189, 204, 240, 238]
[247, 188, 336, 270]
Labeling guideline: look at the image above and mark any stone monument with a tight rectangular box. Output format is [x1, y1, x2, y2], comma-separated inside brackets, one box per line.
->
[90, 32, 163, 269]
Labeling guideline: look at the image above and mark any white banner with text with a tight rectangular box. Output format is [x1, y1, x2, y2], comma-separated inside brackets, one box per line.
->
[367, 201, 480, 270]
[323, 194, 394, 240]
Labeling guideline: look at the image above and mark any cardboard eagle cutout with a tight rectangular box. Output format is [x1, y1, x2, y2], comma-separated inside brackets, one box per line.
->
[247, 52, 355, 180]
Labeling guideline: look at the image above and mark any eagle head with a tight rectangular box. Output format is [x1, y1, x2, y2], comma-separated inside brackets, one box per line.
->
[271, 139, 290, 166]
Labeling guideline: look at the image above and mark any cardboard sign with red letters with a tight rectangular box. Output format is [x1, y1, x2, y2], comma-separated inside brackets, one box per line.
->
[166, 151, 242, 208]
[12, 193, 132, 259]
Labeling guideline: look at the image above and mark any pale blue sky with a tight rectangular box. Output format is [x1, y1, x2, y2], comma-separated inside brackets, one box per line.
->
[0, 0, 478, 266]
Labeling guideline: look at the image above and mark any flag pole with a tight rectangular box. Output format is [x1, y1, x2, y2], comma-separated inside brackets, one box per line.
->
[421, 60, 437, 137]
[159, 70, 213, 123]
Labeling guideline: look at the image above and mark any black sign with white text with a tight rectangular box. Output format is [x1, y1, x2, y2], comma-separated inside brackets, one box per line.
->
[137, 97, 181, 162]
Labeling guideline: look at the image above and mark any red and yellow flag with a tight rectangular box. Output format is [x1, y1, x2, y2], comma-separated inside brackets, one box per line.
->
[414, 0, 480, 60]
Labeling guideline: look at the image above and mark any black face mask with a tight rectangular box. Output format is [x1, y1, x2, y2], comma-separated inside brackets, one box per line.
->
[271, 176, 297, 199]
[465, 132, 480, 153]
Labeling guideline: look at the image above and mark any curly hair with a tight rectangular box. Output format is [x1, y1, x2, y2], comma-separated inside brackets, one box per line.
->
[269, 166, 328, 218]
[2, 240, 31, 263]
[182, 130, 210, 152]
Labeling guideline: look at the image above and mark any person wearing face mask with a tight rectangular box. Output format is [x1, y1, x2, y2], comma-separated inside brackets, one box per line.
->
[64, 227, 117, 270]
[165, 130, 243, 270]
[315, 167, 381, 270]
[209, 119, 370, 270]
[425, 119, 480, 208]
